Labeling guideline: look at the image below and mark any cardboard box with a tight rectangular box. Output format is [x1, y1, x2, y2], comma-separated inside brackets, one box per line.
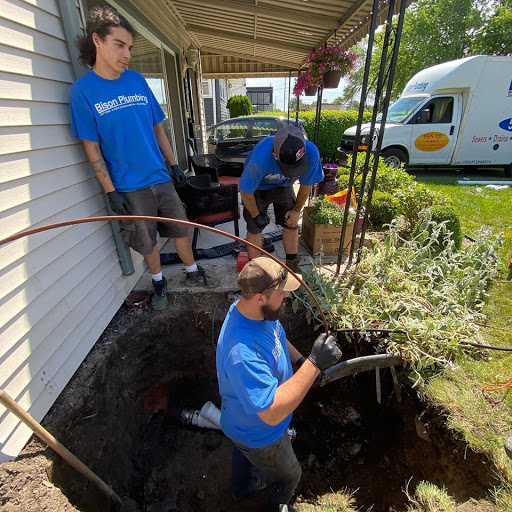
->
[301, 207, 354, 256]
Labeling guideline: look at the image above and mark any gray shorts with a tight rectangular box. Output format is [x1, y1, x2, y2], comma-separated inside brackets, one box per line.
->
[243, 186, 297, 234]
[119, 181, 189, 255]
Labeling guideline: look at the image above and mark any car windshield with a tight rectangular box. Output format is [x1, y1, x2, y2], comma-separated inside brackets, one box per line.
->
[376, 96, 426, 123]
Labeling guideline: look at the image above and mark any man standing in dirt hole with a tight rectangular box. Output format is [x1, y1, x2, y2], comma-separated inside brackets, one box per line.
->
[239, 125, 323, 274]
[216, 258, 342, 511]
[70, 5, 211, 311]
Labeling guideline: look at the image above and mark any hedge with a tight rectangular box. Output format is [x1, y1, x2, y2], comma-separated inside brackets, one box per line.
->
[258, 110, 372, 161]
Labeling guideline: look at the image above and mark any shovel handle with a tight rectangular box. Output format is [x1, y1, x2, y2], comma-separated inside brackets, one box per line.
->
[0, 389, 123, 508]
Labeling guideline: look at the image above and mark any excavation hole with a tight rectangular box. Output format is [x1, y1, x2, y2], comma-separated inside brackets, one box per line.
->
[6, 293, 499, 511]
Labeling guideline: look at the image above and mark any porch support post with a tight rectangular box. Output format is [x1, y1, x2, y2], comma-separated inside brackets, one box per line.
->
[335, 0, 380, 274]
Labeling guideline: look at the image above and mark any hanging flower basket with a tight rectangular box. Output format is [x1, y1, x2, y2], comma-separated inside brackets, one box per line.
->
[304, 45, 359, 89]
[323, 70, 343, 89]
[304, 85, 318, 96]
[293, 73, 321, 97]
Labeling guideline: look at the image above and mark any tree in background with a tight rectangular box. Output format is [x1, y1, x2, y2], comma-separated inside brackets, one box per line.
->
[289, 97, 306, 110]
[332, 96, 343, 105]
[342, 0, 507, 103]
[474, 0, 512, 55]
[226, 95, 253, 117]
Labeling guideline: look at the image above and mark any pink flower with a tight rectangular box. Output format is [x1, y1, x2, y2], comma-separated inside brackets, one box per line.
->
[302, 45, 358, 82]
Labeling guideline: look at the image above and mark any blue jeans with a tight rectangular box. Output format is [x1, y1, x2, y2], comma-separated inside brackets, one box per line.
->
[231, 431, 302, 512]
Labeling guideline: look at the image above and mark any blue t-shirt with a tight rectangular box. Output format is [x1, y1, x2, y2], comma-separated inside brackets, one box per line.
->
[239, 136, 323, 194]
[216, 301, 293, 448]
[70, 69, 171, 192]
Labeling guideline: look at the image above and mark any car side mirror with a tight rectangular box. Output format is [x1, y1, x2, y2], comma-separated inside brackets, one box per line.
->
[417, 109, 430, 123]
[208, 134, 218, 145]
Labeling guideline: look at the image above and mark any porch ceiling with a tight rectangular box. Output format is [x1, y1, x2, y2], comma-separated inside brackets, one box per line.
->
[129, 0, 415, 78]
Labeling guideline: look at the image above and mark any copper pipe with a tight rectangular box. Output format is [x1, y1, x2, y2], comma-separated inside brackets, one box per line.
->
[0, 215, 329, 333]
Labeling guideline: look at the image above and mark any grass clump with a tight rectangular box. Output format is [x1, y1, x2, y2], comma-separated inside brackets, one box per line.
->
[296, 488, 359, 512]
[405, 481, 456, 512]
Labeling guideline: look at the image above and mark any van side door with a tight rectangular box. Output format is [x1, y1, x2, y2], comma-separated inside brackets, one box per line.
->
[407, 95, 461, 164]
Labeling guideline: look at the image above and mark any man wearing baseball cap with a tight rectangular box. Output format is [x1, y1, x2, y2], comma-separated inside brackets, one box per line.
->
[216, 257, 342, 511]
[239, 125, 323, 273]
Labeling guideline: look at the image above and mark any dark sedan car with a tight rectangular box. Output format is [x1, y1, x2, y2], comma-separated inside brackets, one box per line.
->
[207, 115, 306, 165]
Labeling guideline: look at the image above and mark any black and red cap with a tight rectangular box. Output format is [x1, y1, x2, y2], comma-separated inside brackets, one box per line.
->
[272, 125, 308, 178]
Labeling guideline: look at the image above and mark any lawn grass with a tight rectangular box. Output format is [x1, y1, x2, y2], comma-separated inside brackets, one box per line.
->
[413, 174, 512, 276]
[414, 172, 512, 508]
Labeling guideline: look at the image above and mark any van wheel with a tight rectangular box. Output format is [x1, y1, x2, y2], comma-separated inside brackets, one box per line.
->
[504, 163, 512, 178]
[382, 148, 407, 168]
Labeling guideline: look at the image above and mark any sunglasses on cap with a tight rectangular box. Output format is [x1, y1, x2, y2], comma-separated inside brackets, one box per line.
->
[258, 268, 288, 294]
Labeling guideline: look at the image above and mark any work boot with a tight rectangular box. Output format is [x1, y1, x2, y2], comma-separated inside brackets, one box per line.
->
[285, 258, 301, 274]
[231, 473, 267, 501]
[152, 277, 168, 310]
[185, 265, 215, 287]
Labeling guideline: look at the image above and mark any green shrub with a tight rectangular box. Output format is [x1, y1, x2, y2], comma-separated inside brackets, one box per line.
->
[336, 174, 362, 195]
[227, 95, 253, 117]
[397, 184, 450, 227]
[412, 205, 463, 251]
[257, 110, 372, 161]
[368, 190, 400, 227]
[339, 153, 415, 193]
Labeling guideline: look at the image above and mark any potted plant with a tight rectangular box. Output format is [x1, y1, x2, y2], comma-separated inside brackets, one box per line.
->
[301, 197, 356, 255]
[307, 45, 358, 89]
[322, 163, 339, 179]
[316, 163, 339, 196]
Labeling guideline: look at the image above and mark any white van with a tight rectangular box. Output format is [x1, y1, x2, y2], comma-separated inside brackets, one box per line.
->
[340, 56, 512, 176]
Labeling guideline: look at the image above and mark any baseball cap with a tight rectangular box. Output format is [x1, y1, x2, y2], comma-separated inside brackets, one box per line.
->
[273, 125, 309, 178]
[238, 257, 301, 295]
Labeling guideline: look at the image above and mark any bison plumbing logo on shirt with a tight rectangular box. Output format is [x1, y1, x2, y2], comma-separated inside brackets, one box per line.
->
[94, 93, 148, 115]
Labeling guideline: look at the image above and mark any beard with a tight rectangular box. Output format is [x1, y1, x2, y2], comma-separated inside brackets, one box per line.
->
[261, 300, 286, 321]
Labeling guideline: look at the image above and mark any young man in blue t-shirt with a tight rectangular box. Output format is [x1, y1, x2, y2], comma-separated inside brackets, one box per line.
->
[239, 125, 323, 273]
[216, 258, 342, 511]
[70, 6, 210, 310]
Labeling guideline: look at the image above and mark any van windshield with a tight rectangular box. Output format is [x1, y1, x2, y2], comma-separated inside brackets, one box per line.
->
[376, 96, 426, 123]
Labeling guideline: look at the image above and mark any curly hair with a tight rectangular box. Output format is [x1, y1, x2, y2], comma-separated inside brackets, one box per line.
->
[77, 5, 136, 67]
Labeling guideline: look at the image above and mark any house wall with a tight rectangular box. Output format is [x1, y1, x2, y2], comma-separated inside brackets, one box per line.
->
[216, 79, 229, 122]
[0, 0, 182, 463]
[204, 98, 214, 128]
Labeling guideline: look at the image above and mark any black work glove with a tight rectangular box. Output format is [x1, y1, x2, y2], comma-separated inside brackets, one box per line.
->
[253, 213, 270, 230]
[107, 190, 132, 215]
[169, 164, 187, 188]
[308, 333, 342, 371]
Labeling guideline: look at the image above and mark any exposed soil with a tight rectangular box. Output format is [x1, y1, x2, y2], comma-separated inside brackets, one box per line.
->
[0, 293, 502, 511]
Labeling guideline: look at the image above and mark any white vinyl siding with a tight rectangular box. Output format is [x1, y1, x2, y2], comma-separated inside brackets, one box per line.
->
[0, 0, 146, 462]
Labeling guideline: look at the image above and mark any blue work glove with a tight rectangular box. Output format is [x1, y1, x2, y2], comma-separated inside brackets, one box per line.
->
[253, 213, 270, 230]
[107, 191, 132, 215]
[169, 164, 187, 188]
[308, 333, 342, 371]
